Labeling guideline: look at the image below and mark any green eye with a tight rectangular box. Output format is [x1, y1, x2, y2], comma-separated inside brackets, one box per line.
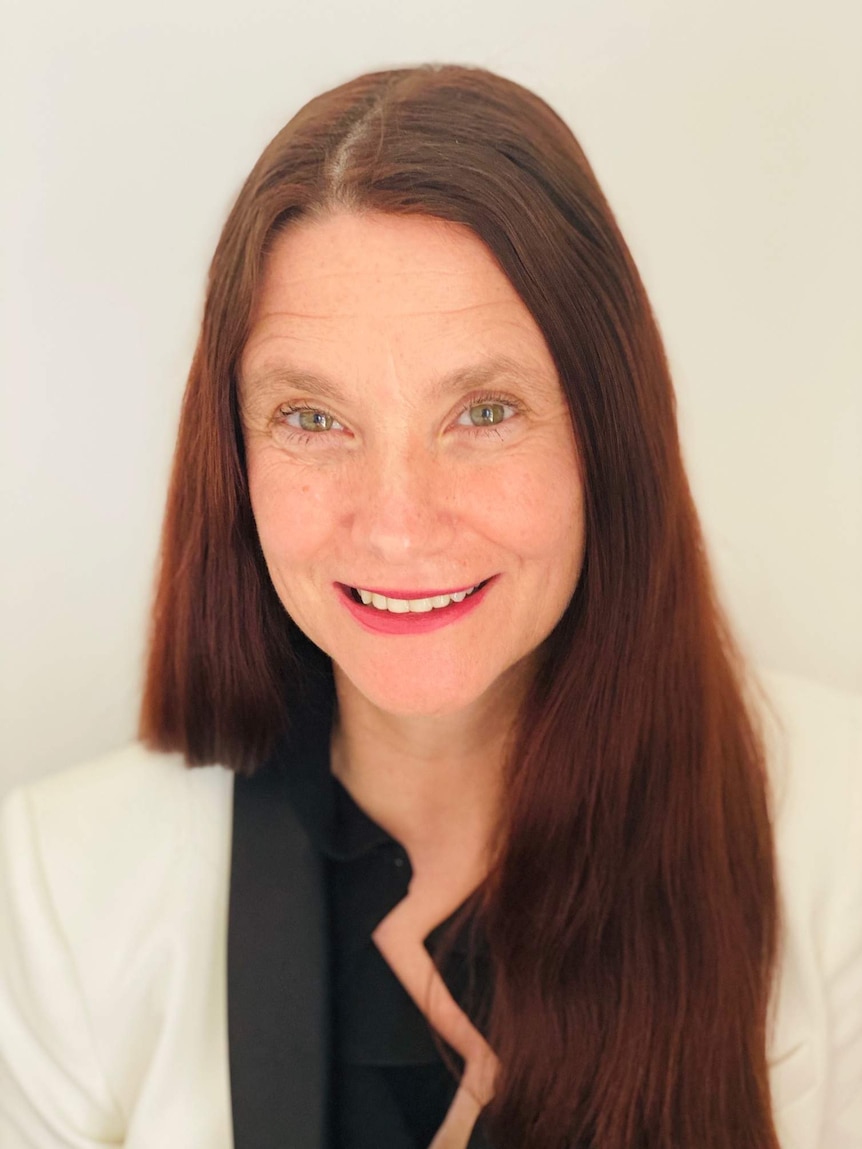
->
[295, 410, 334, 432]
[468, 402, 507, 427]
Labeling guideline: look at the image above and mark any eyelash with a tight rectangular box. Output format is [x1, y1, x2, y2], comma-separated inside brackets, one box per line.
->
[272, 391, 524, 447]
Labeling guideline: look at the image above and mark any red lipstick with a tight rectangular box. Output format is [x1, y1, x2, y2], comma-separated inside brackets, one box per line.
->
[336, 577, 495, 636]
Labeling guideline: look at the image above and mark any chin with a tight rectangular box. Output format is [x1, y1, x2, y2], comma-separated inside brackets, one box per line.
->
[366, 679, 485, 718]
[336, 657, 496, 719]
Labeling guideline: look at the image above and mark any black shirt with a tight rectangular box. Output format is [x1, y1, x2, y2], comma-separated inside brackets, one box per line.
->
[277, 666, 494, 1148]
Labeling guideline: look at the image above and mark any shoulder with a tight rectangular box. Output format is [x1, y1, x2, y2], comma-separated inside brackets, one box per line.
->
[0, 741, 236, 983]
[0, 744, 236, 1133]
[1, 743, 235, 922]
[756, 667, 861, 916]
[755, 668, 862, 1147]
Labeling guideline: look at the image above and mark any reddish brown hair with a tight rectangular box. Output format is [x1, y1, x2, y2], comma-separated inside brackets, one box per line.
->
[141, 65, 780, 1148]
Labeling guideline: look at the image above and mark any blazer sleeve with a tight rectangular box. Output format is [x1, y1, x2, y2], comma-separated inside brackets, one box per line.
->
[820, 693, 862, 1144]
[767, 670, 862, 1148]
[0, 785, 125, 1148]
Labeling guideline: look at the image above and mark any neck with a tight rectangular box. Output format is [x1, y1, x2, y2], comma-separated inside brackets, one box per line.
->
[329, 662, 530, 876]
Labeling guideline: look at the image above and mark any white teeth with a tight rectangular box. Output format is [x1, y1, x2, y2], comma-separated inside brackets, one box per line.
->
[354, 584, 482, 613]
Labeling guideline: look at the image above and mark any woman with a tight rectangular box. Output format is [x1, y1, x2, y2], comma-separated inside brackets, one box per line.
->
[1, 65, 859, 1149]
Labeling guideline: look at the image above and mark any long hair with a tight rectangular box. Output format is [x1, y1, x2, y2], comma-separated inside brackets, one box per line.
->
[140, 65, 780, 1148]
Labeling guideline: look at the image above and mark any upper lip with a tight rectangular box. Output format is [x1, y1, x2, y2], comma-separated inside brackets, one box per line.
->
[340, 578, 491, 599]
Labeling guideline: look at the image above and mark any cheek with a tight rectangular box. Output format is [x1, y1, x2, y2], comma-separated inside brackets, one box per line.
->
[478, 450, 585, 566]
[247, 451, 336, 565]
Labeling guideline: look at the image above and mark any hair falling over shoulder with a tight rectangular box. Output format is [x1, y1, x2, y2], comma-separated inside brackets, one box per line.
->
[140, 65, 781, 1148]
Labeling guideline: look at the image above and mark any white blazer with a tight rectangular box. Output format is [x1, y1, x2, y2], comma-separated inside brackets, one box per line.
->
[0, 668, 860, 1148]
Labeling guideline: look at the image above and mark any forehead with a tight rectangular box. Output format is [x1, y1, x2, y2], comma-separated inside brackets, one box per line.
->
[240, 212, 559, 400]
[252, 210, 522, 320]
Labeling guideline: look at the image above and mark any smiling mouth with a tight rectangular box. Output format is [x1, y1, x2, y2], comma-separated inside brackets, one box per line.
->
[344, 579, 491, 614]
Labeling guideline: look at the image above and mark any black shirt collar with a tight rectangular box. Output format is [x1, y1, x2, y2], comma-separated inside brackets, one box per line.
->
[272, 654, 489, 967]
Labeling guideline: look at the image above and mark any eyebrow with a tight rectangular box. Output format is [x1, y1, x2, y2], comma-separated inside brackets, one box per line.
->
[240, 355, 554, 407]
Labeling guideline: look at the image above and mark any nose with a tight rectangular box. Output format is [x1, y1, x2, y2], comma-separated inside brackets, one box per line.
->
[347, 437, 458, 564]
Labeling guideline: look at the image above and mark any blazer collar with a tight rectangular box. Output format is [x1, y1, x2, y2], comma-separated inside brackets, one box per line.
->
[228, 756, 331, 1149]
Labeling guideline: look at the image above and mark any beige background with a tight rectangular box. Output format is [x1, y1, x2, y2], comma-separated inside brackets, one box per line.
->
[2, 0, 860, 795]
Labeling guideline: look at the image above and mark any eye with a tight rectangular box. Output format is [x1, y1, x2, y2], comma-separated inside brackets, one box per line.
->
[455, 395, 520, 430]
[277, 406, 345, 434]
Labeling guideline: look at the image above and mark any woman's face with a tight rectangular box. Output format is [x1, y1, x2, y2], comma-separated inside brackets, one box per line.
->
[240, 211, 585, 718]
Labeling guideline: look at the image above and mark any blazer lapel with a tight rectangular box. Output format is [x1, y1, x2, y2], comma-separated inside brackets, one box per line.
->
[228, 761, 331, 1149]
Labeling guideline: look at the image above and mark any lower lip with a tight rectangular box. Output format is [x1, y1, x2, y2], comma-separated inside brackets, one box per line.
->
[336, 578, 496, 635]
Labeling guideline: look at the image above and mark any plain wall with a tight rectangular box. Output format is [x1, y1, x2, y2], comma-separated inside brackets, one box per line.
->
[2, 0, 860, 795]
